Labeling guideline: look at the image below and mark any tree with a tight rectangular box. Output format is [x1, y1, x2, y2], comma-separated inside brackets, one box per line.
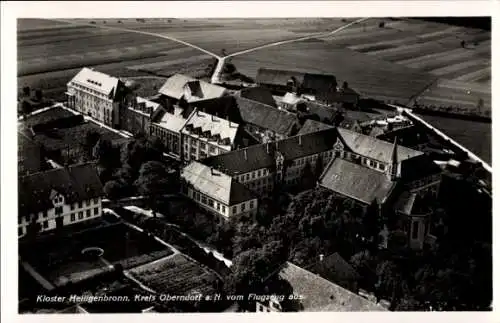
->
[135, 161, 173, 216]
[103, 180, 127, 200]
[22, 86, 31, 97]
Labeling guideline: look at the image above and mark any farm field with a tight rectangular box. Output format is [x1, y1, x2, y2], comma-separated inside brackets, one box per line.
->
[319, 18, 491, 112]
[418, 114, 491, 164]
[130, 253, 219, 296]
[66, 18, 357, 55]
[20, 223, 174, 287]
[17, 19, 215, 100]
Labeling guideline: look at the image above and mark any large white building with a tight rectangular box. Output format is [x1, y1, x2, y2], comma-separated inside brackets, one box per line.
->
[181, 110, 241, 161]
[158, 73, 227, 105]
[66, 67, 127, 127]
[18, 164, 104, 238]
[181, 161, 258, 219]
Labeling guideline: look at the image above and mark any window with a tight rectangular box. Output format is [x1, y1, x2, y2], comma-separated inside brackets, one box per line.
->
[201, 195, 207, 204]
[209, 145, 216, 153]
[250, 201, 254, 209]
[412, 221, 419, 239]
[43, 221, 48, 229]
[216, 203, 220, 211]
[78, 212, 83, 220]
[93, 198, 99, 204]
[200, 142, 206, 149]
[71, 213, 75, 222]
[208, 199, 214, 208]
[78, 201, 83, 208]
[258, 170, 261, 177]
[86, 210, 91, 218]
[379, 164, 385, 171]
[252, 172, 255, 179]
[241, 203, 246, 211]
[245, 174, 250, 181]
[221, 205, 226, 213]
[55, 206, 63, 215]
[232, 206, 237, 214]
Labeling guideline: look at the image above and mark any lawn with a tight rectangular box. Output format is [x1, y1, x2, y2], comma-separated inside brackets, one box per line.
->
[129, 253, 219, 296]
[20, 223, 174, 287]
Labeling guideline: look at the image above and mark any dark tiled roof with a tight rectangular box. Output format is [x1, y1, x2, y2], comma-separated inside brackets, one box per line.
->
[275, 262, 386, 311]
[239, 87, 277, 108]
[202, 128, 338, 175]
[256, 68, 337, 93]
[400, 154, 442, 182]
[302, 101, 336, 123]
[306, 253, 360, 292]
[18, 163, 104, 215]
[338, 128, 423, 163]
[21, 107, 74, 128]
[297, 119, 334, 135]
[235, 96, 299, 136]
[319, 158, 397, 205]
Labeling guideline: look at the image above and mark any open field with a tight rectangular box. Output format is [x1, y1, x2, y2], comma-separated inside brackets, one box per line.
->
[66, 18, 357, 55]
[418, 114, 491, 164]
[17, 19, 215, 100]
[130, 253, 219, 296]
[319, 18, 490, 112]
[20, 223, 174, 287]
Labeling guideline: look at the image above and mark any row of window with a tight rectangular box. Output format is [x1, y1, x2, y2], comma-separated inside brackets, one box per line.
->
[70, 207, 99, 221]
[192, 191, 227, 214]
[232, 200, 255, 215]
[70, 198, 100, 211]
[237, 168, 270, 183]
[71, 83, 109, 99]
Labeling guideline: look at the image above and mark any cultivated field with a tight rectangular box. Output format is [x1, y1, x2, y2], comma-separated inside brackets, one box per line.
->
[319, 18, 491, 112]
[130, 253, 219, 296]
[20, 223, 174, 287]
[67, 18, 356, 55]
[17, 19, 215, 100]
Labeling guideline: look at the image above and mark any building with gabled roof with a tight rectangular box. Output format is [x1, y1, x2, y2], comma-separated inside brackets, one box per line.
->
[239, 86, 277, 108]
[18, 163, 104, 238]
[181, 109, 244, 162]
[305, 253, 361, 294]
[319, 128, 442, 250]
[180, 161, 258, 218]
[201, 128, 338, 197]
[66, 67, 128, 128]
[158, 74, 227, 104]
[234, 96, 300, 142]
[256, 262, 386, 312]
[297, 119, 335, 135]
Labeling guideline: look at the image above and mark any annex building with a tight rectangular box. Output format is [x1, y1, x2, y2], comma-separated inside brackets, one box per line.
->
[66, 68, 128, 128]
[319, 128, 442, 249]
[18, 163, 104, 238]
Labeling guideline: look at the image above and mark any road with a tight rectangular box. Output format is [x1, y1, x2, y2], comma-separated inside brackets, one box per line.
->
[211, 17, 370, 84]
[48, 17, 369, 85]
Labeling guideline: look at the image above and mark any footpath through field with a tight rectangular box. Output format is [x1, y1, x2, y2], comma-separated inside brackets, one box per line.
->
[211, 17, 370, 83]
[50, 19, 221, 59]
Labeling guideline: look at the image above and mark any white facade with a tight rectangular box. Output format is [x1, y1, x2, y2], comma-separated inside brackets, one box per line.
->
[66, 68, 123, 127]
[185, 186, 258, 219]
[18, 192, 103, 238]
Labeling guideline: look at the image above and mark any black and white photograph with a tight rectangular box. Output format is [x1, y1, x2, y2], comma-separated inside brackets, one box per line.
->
[1, 1, 496, 320]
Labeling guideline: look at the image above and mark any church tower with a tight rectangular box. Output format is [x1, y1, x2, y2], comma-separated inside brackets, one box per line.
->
[388, 137, 400, 181]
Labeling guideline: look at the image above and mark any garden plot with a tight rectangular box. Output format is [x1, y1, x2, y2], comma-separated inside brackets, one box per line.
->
[129, 253, 219, 296]
[19, 223, 174, 287]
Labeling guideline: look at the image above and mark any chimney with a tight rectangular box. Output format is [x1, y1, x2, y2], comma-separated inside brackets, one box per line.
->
[244, 149, 247, 160]
[319, 254, 324, 262]
[266, 143, 270, 154]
